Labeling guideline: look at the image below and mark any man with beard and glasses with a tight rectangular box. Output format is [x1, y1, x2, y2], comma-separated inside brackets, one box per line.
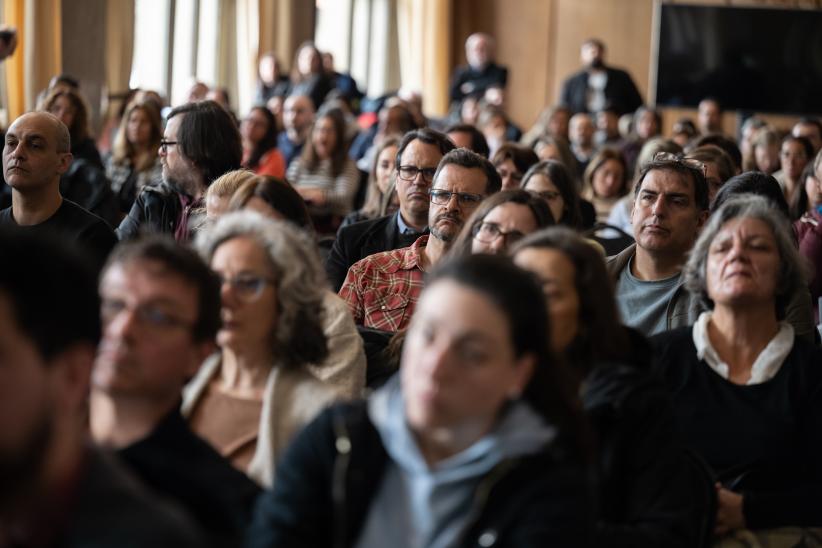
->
[339, 148, 501, 332]
[559, 38, 643, 117]
[117, 100, 242, 242]
[325, 128, 455, 291]
[0, 228, 202, 547]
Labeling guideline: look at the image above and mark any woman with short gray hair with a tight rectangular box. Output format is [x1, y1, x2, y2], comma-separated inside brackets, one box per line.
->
[183, 211, 360, 487]
[652, 195, 822, 536]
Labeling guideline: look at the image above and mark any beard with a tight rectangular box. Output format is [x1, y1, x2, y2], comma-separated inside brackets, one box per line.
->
[0, 407, 54, 511]
[429, 212, 462, 244]
[588, 58, 604, 70]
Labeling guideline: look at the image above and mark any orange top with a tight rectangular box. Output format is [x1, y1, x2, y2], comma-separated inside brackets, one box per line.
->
[253, 148, 286, 178]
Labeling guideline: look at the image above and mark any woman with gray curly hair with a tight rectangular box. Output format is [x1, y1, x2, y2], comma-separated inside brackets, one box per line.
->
[651, 195, 822, 537]
[182, 211, 360, 487]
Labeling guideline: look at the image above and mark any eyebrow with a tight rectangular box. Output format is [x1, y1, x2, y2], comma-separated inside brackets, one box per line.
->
[639, 189, 691, 200]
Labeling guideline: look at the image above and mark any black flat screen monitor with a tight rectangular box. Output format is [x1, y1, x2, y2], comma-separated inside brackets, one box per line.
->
[655, 4, 822, 115]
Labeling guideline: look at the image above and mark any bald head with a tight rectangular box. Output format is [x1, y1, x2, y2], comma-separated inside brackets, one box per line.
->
[4, 111, 73, 191]
[466, 33, 494, 69]
[13, 112, 71, 153]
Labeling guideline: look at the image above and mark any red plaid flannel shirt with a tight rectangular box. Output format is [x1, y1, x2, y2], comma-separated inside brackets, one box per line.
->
[338, 235, 427, 332]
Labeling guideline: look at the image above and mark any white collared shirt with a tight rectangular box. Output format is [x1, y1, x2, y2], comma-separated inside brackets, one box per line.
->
[692, 311, 794, 385]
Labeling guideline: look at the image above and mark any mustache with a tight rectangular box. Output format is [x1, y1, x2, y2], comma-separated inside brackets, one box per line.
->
[434, 212, 461, 224]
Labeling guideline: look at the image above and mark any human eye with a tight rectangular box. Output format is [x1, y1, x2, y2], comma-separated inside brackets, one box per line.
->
[422, 168, 437, 179]
[507, 230, 526, 243]
[399, 166, 417, 178]
[459, 193, 481, 204]
[457, 342, 488, 364]
[100, 299, 126, 320]
[235, 275, 265, 295]
[141, 305, 176, 327]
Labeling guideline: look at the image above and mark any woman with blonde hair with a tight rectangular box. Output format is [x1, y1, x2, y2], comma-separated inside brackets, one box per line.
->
[341, 136, 400, 227]
[205, 170, 257, 221]
[106, 99, 164, 213]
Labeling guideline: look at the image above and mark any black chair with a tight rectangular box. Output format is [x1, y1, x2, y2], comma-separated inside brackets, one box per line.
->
[585, 222, 635, 257]
[356, 325, 399, 389]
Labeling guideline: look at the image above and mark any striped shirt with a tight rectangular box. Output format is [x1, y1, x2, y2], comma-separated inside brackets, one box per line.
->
[287, 156, 360, 216]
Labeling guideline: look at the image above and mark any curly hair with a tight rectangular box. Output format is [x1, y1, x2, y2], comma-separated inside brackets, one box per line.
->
[196, 211, 329, 368]
[684, 195, 809, 320]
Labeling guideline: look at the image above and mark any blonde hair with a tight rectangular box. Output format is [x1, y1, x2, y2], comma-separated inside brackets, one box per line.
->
[206, 169, 256, 203]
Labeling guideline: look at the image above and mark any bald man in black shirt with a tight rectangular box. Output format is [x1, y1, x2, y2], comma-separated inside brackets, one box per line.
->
[0, 111, 116, 269]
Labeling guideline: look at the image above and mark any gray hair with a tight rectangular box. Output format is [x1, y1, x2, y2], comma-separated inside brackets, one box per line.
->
[196, 211, 329, 368]
[684, 195, 809, 319]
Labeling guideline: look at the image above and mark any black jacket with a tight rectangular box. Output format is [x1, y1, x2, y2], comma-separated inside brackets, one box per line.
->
[60, 158, 119, 228]
[246, 401, 592, 548]
[583, 362, 708, 547]
[560, 67, 643, 116]
[61, 448, 204, 547]
[449, 62, 509, 103]
[117, 182, 182, 240]
[119, 409, 262, 548]
[325, 212, 423, 292]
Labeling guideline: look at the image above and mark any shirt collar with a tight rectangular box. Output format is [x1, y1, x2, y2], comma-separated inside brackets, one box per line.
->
[396, 211, 425, 235]
[399, 235, 428, 271]
[692, 311, 794, 385]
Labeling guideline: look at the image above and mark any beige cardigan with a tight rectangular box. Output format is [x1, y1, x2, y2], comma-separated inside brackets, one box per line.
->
[307, 291, 366, 399]
[181, 354, 342, 487]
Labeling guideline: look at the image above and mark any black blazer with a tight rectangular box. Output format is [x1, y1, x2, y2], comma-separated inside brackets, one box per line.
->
[325, 212, 422, 292]
[560, 66, 644, 116]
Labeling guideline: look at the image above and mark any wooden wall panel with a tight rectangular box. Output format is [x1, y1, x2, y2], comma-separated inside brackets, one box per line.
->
[450, 0, 809, 136]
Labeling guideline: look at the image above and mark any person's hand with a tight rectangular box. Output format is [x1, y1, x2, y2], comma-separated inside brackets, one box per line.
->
[297, 187, 326, 206]
[0, 27, 18, 60]
[715, 483, 746, 536]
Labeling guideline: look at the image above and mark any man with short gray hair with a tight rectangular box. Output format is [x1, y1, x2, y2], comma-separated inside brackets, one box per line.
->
[449, 33, 508, 105]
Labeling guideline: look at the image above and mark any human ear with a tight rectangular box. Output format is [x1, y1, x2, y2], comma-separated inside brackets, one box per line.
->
[508, 352, 536, 399]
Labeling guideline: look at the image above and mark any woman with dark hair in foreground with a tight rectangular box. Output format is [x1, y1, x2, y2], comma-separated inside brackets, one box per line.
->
[246, 254, 591, 547]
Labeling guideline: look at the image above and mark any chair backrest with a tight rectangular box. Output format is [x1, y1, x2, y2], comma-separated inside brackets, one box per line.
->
[584, 222, 635, 256]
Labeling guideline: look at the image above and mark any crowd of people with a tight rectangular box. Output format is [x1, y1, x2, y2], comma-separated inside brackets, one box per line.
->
[1, 31, 822, 548]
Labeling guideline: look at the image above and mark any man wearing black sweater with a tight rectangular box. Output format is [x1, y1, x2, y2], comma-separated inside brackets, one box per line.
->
[0, 112, 116, 270]
[89, 236, 261, 547]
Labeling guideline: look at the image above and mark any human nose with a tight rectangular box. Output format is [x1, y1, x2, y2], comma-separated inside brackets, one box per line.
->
[420, 342, 453, 382]
[651, 195, 667, 216]
[104, 306, 140, 338]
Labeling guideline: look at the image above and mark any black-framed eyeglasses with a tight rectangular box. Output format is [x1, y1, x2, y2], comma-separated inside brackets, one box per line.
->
[159, 140, 178, 153]
[429, 189, 483, 206]
[653, 151, 706, 176]
[100, 299, 194, 331]
[218, 274, 274, 303]
[472, 221, 526, 245]
[397, 165, 437, 183]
